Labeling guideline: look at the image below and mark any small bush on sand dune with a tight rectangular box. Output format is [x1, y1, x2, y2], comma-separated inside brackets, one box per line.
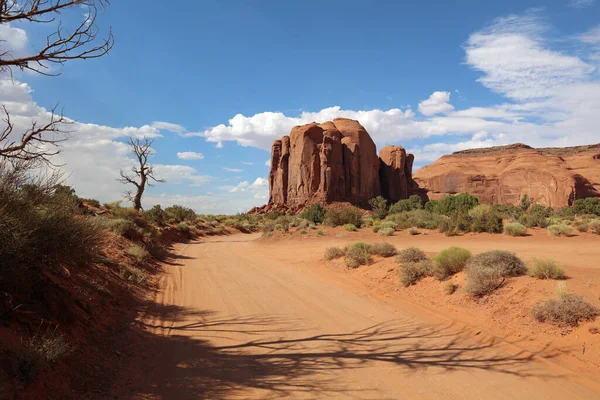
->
[106, 218, 135, 236]
[529, 258, 565, 280]
[11, 334, 73, 383]
[504, 222, 527, 237]
[380, 221, 397, 231]
[396, 247, 428, 263]
[572, 220, 589, 233]
[547, 224, 573, 237]
[443, 281, 459, 295]
[378, 227, 395, 236]
[369, 196, 388, 219]
[464, 250, 526, 296]
[362, 216, 374, 227]
[300, 203, 326, 224]
[324, 205, 363, 227]
[343, 223, 357, 232]
[433, 247, 472, 279]
[589, 220, 600, 235]
[408, 227, 419, 235]
[369, 242, 397, 258]
[177, 222, 190, 233]
[317, 230, 324, 236]
[399, 260, 434, 287]
[532, 295, 598, 327]
[127, 245, 148, 262]
[120, 266, 148, 284]
[324, 247, 345, 260]
[469, 205, 503, 233]
[344, 242, 371, 268]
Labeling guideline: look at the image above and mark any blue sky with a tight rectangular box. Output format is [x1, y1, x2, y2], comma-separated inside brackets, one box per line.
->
[2, 0, 600, 212]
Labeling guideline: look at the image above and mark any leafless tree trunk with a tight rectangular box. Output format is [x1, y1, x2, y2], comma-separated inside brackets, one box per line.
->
[118, 138, 164, 211]
[0, 0, 113, 164]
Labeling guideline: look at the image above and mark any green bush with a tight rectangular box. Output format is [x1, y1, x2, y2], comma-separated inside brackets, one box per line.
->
[324, 205, 363, 227]
[399, 260, 433, 287]
[396, 247, 427, 263]
[520, 204, 552, 228]
[433, 247, 472, 279]
[572, 197, 600, 216]
[128, 245, 148, 262]
[120, 266, 148, 284]
[389, 195, 423, 214]
[145, 204, 167, 226]
[438, 211, 471, 236]
[589, 220, 600, 235]
[469, 205, 503, 233]
[378, 227, 395, 236]
[433, 193, 479, 216]
[343, 223, 357, 232]
[464, 250, 526, 296]
[573, 220, 589, 233]
[107, 218, 135, 236]
[408, 227, 419, 235]
[547, 224, 573, 237]
[80, 198, 101, 208]
[345, 244, 371, 268]
[369, 242, 397, 257]
[111, 205, 140, 221]
[504, 222, 527, 236]
[532, 295, 598, 326]
[165, 205, 196, 223]
[178, 222, 190, 233]
[369, 196, 388, 219]
[529, 258, 564, 280]
[324, 247, 345, 260]
[301, 203, 326, 224]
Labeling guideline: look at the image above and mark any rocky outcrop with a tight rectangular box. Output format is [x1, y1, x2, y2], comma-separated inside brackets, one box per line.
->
[413, 143, 600, 208]
[261, 119, 414, 212]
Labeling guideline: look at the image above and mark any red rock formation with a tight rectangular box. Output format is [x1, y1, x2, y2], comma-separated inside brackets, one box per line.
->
[379, 146, 414, 204]
[413, 143, 600, 208]
[262, 118, 412, 212]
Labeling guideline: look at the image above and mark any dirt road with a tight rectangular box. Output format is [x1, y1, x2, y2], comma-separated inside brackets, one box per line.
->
[118, 233, 600, 399]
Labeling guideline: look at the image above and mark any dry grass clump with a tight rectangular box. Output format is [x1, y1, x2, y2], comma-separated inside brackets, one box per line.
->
[547, 224, 573, 237]
[433, 247, 472, 279]
[443, 281, 458, 295]
[343, 223, 357, 232]
[378, 227, 395, 236]
[368, 242, 397, 258]
[324, 246, 345, 260]
[119, 266, 147, 284]
[408, 227, 419, 235]
[503, 222, 527, 236]
[589, 220, 600, 235]
[10, 334, 73, 383]
[344, 242, 371, 268]
[396, 247, 427, 263]
[127, 245, 148, 262]
[464, 250, 526, 296]
[532, 295, 598, 327]
[399, 260, 433, 287]
[529, 258, 565, 280]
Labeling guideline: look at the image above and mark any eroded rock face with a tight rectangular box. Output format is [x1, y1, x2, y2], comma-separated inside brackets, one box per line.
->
[413, 143, 600, 207]
[379, 146, 414, 204]
[264, 118, 410, 211]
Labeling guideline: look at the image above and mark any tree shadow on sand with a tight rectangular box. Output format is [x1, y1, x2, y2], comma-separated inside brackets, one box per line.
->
[112, 305, 562, 400]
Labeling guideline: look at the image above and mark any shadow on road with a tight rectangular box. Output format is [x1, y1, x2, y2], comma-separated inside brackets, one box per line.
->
[112, 304, 561, 400]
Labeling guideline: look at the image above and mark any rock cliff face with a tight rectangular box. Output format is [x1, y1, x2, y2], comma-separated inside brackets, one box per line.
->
[262, 118, 414, 212]
[413, 143, 600, 208]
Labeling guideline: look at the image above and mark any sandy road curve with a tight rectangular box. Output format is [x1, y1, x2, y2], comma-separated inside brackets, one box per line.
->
[121, 234, 600, 399]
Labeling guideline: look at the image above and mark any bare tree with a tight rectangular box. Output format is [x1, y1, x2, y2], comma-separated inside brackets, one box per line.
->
[0, 0, 113, 163]
[118, 138, 164, 211]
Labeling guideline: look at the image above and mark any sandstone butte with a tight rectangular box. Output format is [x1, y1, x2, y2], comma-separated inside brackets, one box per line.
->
[252, 118, 415, 213]
[413, 143, 600, 208]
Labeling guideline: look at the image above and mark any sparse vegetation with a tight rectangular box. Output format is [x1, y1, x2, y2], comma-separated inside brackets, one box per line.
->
[368, 196, 388, 219]
[443, 281, 458, 295]
[344, 223, 357, 232]
[529, 258, 565, 280]
[589, 220, 600, 235]
[368, 242, 397, 257]
[324, 247, 345, 260]
[120, 266, 148, 284]
[408, 227, 419, 235]
[178, 222, 190, 233]
[324, 205, 363, 227]
[399, 260, 433, 287]
[389, 195, 423, 214]
[464, 251, 526, 296]
[300, 203, 326, 224]
[396, 247, 428, 263]
[469, 205, 503, 233]
[127, 245, 148, 262]
[433, 247, 472, 279]
[378, 227, 395, 236]
[532, 295, 598, 327]
[10, 334, 73, 383]
[504, 222, 527, 236]
[344, 242, 371, 268]
[547, 224, 573, 237]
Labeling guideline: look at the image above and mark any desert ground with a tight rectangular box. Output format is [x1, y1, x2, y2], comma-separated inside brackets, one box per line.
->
[111, 229, 600, 399]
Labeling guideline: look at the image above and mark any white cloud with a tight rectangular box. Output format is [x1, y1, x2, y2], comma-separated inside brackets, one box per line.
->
[418, 91, 454, 116]
[222, 167, 243, 172]
[151, 121, 187, 135]
[0, 23, 28, 58]
[153, 165, 212, 186]
[218, 177, 268, 200]
[569, 0, 594, 7]
[241, 161, 254, 165]
[265, 159, 271, 167]
[177, 151, 204, 160]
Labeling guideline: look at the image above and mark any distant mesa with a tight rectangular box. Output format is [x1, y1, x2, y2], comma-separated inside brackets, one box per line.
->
[250, 119, 600, 213]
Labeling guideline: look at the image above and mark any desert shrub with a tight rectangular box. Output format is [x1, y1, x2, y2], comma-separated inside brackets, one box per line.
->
[573, 220, 590, 233]
[324, 205, 363, 227]
[343, 223, 357, 232]
[145, 204, 167, 226]
[408, 227, 419, 235]
[299, 229, 307, 234]
[532, 295, 598, 327]
[589, 220, 600, 235]
[464, 250, 526, 296]
[128, 245, 148, 262]
[547, 224, 572, 237]
[11, 334, 73, 383]
[369, 242, 397, 257]
[80, 198, 101, 208]
[111, 205, 140, 221]
[529, 258, 564, 280]
[345, 246, 371, 268]
[572, 197, 600, 216]
[165, 205, 196, 223]
[380, 221, 397, 230]
[521, 204, 552, 228]
[438, 211, 471, 236]
[424, 199, 438, 213]
[369, 196, 388, 219]
[396, 247, 427, 263]
[120, 266, 147, 284]
[399, 260, 433, 287]
[409, 209, 441, 229]
[433, 247, 472, 279]
[443, 281, 458, 295]
[317, 230, 324, 236]
[469, 205, 503, 233]
[362, 216, 374, 227]
[324, 247, 345, 260]
[504, 222, 527, 236]
[493, 204, 523, 220]
[389, 195, 423, 214]
[178, 222, 190, 233]
[107, 218, 135, 236]
[300, 203, 326, 223]
[378, 227, 395, 236]
[433, 193, 479, 216]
